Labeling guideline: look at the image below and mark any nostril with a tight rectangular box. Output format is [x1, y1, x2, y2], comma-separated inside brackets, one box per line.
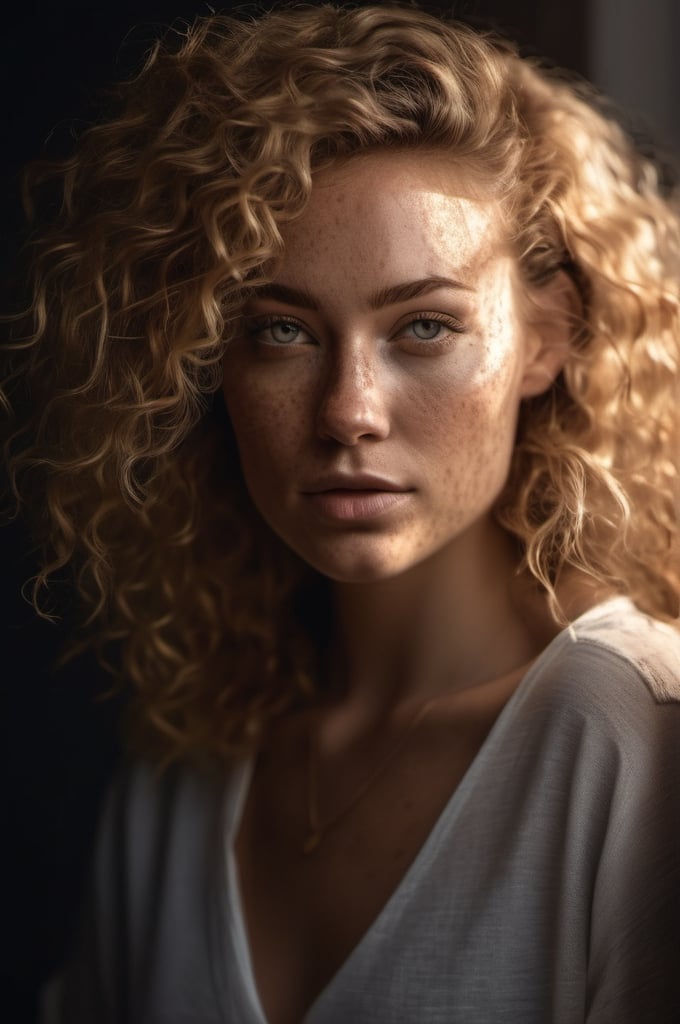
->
[314, 349, 390, 444]
[315, 389, 390, 445]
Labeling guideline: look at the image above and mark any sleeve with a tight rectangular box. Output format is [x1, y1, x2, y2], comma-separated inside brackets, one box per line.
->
[41, 768, 136, 1024]
[41, 759, 228, 1024]
[585, 682, 680, 1023]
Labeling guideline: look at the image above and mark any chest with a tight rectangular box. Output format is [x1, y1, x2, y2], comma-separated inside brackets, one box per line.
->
[234, 722, 490, 1024]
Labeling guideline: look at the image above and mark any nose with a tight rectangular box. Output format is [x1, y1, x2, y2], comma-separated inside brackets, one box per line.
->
[315, 343, 390, 445]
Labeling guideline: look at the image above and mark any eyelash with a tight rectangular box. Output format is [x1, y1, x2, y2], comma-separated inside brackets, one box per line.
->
[399, 312, 466, 344]
[245, 316, 312, 346]
[244, 311, 466, 349]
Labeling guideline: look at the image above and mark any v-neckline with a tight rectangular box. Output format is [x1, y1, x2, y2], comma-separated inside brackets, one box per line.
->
[217, 597, 629, 1023]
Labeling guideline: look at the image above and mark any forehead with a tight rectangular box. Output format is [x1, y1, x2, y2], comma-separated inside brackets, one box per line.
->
[275, 151, 506, 284]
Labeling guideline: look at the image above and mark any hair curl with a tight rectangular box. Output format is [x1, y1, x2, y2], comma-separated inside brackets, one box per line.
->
[3, 2, 680, 765]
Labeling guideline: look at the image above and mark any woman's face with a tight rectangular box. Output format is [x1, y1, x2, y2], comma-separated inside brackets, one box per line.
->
[222, 151, 558, 583]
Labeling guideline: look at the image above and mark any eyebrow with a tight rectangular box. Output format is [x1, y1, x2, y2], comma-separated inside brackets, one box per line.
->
[368, 276, 475, 309]
[251, 276, 474, 312]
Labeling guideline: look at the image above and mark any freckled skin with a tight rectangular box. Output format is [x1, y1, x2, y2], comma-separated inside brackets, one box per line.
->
[222, 152, 547, 583]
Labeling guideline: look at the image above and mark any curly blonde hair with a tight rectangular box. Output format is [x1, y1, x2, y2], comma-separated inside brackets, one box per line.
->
[3, 2, 679, 765]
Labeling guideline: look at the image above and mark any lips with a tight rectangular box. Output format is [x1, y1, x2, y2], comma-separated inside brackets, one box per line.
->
[301, 473, 413, 521]
[302, 473, 409, 494]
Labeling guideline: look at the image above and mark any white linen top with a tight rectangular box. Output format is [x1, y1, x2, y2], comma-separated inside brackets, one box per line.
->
[50, 598, 680, 1023]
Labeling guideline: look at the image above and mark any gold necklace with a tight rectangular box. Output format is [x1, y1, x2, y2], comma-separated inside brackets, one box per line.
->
[302, 698, 435, 855]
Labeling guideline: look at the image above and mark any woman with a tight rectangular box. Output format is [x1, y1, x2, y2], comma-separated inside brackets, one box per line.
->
[4, 4, 679, 1022]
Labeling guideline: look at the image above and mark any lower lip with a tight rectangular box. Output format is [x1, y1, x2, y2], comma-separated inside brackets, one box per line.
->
[304, 489, 411, 520]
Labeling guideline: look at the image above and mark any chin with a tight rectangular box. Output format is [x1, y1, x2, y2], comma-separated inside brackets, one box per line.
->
[316, 563, 405, 585]
[288, 537, 426, 585]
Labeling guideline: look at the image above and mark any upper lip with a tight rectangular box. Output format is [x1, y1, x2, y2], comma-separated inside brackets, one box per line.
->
[302, 473, 410, 494]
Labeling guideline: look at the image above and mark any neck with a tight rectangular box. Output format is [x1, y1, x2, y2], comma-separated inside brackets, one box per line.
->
[324, 517, 559, 718]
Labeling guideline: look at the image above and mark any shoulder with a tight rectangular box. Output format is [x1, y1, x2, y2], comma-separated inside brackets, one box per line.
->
[527, 596, 680, 709]
[566, 596, 680, 704]
[515, 598, 680, 764]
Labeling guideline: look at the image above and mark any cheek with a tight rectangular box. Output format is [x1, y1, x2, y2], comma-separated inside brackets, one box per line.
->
[422, 360, 521, 495]
[222, 369, 308, 480]
[452, 268, 525, 390]
[445, 324, 521, 394]
[412, 334, 520, 436]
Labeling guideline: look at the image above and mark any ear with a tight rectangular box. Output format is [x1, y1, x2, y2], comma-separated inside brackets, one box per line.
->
[519, 270, 580, 399]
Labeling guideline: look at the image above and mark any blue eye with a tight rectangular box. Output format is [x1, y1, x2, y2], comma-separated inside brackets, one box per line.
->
[247, 317, 312, 346]
[410, 319, 444, 340]
[268, 321, 302, 344]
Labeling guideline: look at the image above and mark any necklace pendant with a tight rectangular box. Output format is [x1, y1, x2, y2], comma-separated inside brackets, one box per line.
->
[302, 831, 321, 854]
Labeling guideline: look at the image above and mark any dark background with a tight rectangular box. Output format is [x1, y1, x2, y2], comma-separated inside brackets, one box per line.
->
[1, 2, 675, 1021]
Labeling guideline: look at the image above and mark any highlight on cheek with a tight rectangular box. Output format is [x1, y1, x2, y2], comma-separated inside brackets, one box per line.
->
[449, 270, 522, 389]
